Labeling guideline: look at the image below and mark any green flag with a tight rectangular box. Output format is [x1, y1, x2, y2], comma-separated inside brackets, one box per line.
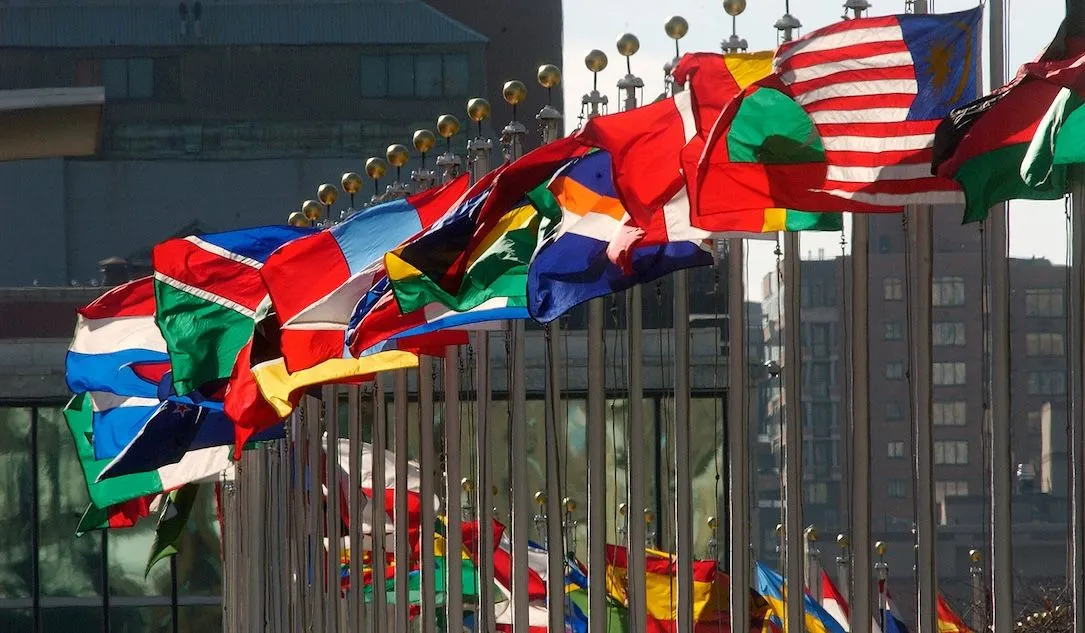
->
[145, 483, 201, 577]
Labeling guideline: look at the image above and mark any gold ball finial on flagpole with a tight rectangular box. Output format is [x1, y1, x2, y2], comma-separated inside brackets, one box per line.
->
[584, 49, 608, 73]
[616, 33, 640, 57]
[537, 64, 561, 89]
[969, 549, 982, 563]
[386, 144, 410, 168]
[723, 0, 747, 16]
[301, 199, 322, 222]
[502, 81, 527, 106]
[837, 534, 850, 549]
[365, 157, 388, 181]
[317, 183, 338, 207]
[665, 16, 689, 40]
[413, 129, 437, 154]
[644, 509, 656, 524]
[461, 477, 475, 493]
[707, 516, 717, 530]
[563, 497, 577, 513]
[875, 541, 887, 556]
[437, 114, 461, 139]
[467, 97, 492, 121]
[340, 172, 362, 195]
[534, 491, 548, 506]
[288, 211, 311, 227]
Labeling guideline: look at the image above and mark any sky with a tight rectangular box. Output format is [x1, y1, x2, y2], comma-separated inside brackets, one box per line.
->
[560, 0, 1070, 298]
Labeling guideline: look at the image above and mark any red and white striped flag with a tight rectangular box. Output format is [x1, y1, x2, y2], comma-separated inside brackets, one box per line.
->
[692, 7, 982, 223]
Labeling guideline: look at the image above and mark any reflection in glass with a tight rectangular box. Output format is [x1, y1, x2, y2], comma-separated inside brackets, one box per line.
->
[0, 609, 32, 631]
[38, 406, 102, 598]
[179, 604, 222, 631]
[109, 518, 170, 596]
[110, 606, 171, 633]
[174, 486, 223, 597]
[0, 407, 31, 599]
[41, 606, 105, 632]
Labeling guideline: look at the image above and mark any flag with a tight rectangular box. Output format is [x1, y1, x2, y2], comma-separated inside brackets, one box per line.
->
[66, 277, 167, 397]
[145, 482, 202, 576]
[153, 226, 313, 395]
[932, 26, 1085, 222]
[880, 581, 910, 633]
[527, 150, 715, 322]
[98, 398, 284, 481]
[75, 494, 157, 536]
[225, 310, 420, 455]
[754, 562, 847, 633]
[937, 595, 974, 633]
[65, 392, 232, 508]
[820, 570, 884, 633]
[604, 544, 729, 633]
[694, 8, 983, 227]
[260, 176, 469, 373]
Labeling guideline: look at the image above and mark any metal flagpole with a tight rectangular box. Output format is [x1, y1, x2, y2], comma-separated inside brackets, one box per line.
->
[444, 102, 474, 629]
[987, 0, 1013, 630]
[727, 237, 750, 633]
[402, 130, 435, 633]
[371, 377, 389, 632]
[579, 47, 610, 633]
[836, 535, 851, 606]
[774, 11, 806, 633]
[346, 386, 366, 629]
[325, 386, 341, 633]
[535, 64, 568, 633]
[306, 396, 325, 628]
[1071, 167, 1085, 633]
[969, 549, 986, 632]
[500, 86, 532, 633]
[909, 6, 937, 633]
[474, 330, 495, 633]
[850, 180, 873, 633]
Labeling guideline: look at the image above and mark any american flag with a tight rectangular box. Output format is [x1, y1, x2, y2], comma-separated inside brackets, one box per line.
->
[773, 8, 982, 207]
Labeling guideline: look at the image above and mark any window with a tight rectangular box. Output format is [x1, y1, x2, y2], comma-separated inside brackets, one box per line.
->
[887, 441, 905, 458]
[936, 480, 970, 499]
[885, 361, 905, 380]
[887, 479, 907, 498]
[933, 362, 966, 386]
[878, 235, 892, 254]
[933, 276, 965, 306]
[806, 323, 833, 357]
[809, 402, 834, 436]
[935, 440, 969, 465]
[1028, 370, 1066, 395]
[804, 362, 833, 397]
[933, 322, 966, 346]
[360, 52, 471, 98]
[802, 279, 836, 307]
[883, 277, 903, 301]
[883, 321, 904, 341]
[885, 401, 904, 421]
[101, 58, 154, 99]
[1026, 288, 1064, 317]
[1026, 332, 1065, 356]
[805, 482, 828, 504]
[933, 401, 966, 426]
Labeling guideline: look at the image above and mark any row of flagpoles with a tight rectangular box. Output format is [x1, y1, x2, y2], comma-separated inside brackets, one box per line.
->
[63, 0, 1085, 631]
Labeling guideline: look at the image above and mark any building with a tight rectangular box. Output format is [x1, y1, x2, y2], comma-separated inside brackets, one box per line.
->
[758, 212, 1070, 618]
[0, 1, 562, 630]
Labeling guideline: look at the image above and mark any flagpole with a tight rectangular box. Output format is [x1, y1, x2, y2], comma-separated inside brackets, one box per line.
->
[346, 386, 366, 629]
[727, 236, 751, 633]
[392, 371, 409, 632]
[500, 91, 533, 633]
[305, 397, 325, 629]
[1071, 167, 1085, 633]
[324, 385, 341, 633]
[987, 0, 1014, 630]
[536, 65, 569, 633]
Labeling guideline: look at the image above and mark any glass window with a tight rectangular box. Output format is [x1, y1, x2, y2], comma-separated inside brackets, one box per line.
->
[933, 362, 966, 386]
[885, 401, 904, 421]
[933, 401, 966, 426]
[179, 605, 223, 631]
[101, 58, 129, 98]
[806, 323, 832, 357]
[360, 54, 389, 97]
[802, 280, 836, 308]
[0, 610, 32, 631]
[887, 479, 906, 498]
[387, 54, 415, 97]
[41, 607, 105, 632]
[1028, 370, 1066, 396]
[933, 276, 965, 306]
[414, 54, 443, 97]
[885, 361, 904, 380]
[127, 58, 154, 98]
[443, 53, 470, 95]
[805, 482, 828, 504]
[883, 277, 903, 301]
[109, 519, 171, 596]
[110, 606, 171, 633]
[936, 480, 970, 500]
[1026, 332, 1065, 356]
[37, 406, 102, 598]
[933, 322, 966, 346]
[0, 407, 32, 600]
[173, 486, 223, 597]
[887, 441, 905, 458]
[935, 440, 969, 465]
[883, 321, 904, 341]
[1026, 288, 1064, 317]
